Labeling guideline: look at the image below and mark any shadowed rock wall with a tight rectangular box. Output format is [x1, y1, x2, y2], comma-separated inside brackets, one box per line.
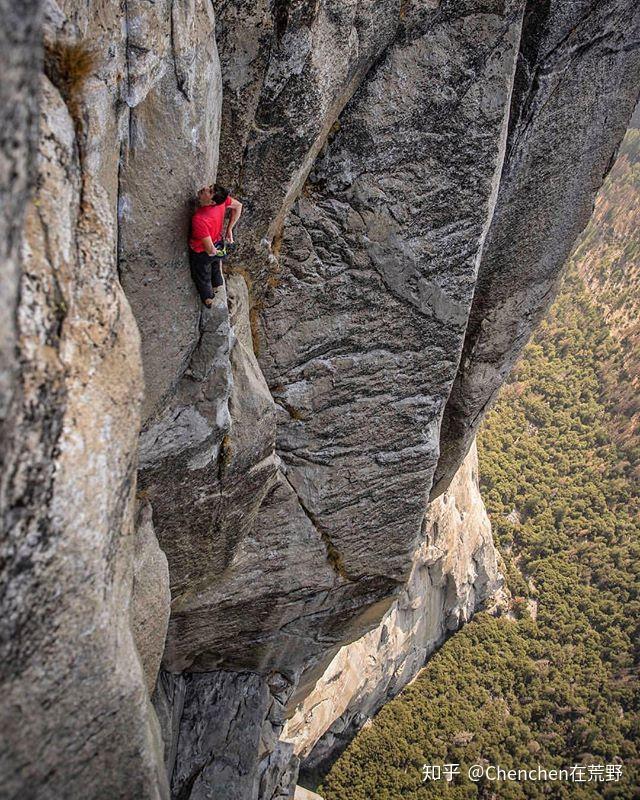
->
[431, 0, 640, 497]
[283, 442, 505, 781]
[2, 0, 639, 798]
[160, 0, 523, 688]
[1, 2, 169, 796]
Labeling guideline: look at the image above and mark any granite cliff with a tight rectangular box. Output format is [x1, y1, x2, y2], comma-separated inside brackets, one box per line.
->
[1, 1, 638, 799]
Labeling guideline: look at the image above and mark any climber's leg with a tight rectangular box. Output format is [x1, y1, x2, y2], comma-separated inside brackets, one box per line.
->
[189, 249, 215, 305]
[210, 256, 224, 291]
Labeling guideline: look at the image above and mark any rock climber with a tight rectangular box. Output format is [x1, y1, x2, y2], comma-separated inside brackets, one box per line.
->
[189, 183, 243, 307]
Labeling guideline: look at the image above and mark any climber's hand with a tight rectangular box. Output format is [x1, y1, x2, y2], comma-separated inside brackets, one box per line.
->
[226, 229, 234, 244]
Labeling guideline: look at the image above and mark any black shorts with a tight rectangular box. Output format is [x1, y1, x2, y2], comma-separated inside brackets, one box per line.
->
[189, 249, 224, 303]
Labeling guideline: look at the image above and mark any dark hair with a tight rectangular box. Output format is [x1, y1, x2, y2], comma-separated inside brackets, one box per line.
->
[212, 183, 229, 206]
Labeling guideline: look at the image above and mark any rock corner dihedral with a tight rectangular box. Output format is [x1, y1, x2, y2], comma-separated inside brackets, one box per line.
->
[1, 1, 639, 799]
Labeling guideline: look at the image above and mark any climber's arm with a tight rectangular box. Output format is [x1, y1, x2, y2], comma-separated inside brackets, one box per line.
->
[225, 198, 243, 243]
[201, 236, 217, 256]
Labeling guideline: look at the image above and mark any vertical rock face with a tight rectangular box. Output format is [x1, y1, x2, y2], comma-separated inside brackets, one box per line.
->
[160, 0, 524, 683]
[250, 1, 521, 669]
[144, 273, 282, 674]
[0, 0, 217, 797]
[0, 50, 167, 800]
[133, 503, 171, 695]
[431, 0, 640, 497]
[2, 0, 639, 798]
[281, 442, 503, 777]
[0, 0, 41, 422]
[215, 0, 401, 267]
[160, 441, 503, 799]
[119, 0, 222, 421]
[156, 669, 297, 800]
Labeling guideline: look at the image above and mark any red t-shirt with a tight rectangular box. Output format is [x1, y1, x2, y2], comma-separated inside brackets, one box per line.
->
[189, 196, 233, 252]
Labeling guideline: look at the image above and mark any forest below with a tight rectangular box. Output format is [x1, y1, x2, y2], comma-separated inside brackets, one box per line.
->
[317, 130, 640, 799]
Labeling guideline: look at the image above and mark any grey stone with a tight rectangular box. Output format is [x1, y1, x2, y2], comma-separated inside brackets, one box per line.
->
[135, 0, 638, 733]
[168, 670, 296, 800]
[137, 278, 285, 662]
[246, 0, 522, 675]
[215, 0, 401, 275]
[159, 274, 281, 672]
[133, 502, 171, 694]
[431, 0, 640, 497]
[284, 442, 505, 776]
[163, 469, 340, 674]
[3, 1, 639, 797]
[0, 0, 41, 423]
[138, 292, 234, 602]
[0, 66, 168, 800]
[153, 671, 187, 782]
[119, 0, 222, 421]
[124, 0, 172, 108]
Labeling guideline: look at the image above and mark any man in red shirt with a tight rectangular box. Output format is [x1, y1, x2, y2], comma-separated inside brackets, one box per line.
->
[189, 184, 243, 307]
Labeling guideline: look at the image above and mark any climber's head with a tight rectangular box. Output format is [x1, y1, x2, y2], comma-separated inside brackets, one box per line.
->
[197, 183, 229, 207]
[212, 184, 229, 206]
[197, 185, 214, 206]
